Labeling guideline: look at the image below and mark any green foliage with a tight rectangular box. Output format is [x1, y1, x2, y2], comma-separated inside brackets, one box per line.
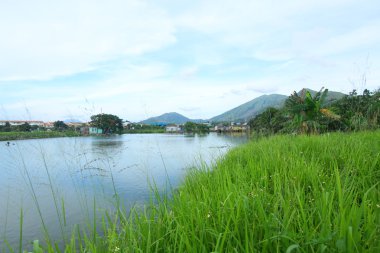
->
[124, 124, 165, 134]
[248, 107, 287, 135]
[90, 113, 123, 134]
[23, 240, 43, 253]
[184, 121, 210, 133]
[1, 122, 39, 132]
[0, 131, 80, 141]
[285, 88, 332, 134]
[331, 89, 380, 131]
[53, 121, 68, 131]
[2, 121, 11, 132]
[15, 131, 380, 253]
[33, 130, 377, 252]
[18, 122, 32, 132]
[250, 87, 379, 135]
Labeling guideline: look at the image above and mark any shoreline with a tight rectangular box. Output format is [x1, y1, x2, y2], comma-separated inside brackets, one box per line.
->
[0, 131, 81, 141]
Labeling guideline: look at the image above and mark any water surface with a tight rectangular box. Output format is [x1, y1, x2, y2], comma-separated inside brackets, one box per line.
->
[0, 133, 248, 250]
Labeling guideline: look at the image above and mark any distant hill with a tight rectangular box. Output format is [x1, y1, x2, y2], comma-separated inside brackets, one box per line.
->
[140, 89, 346, 125]
[209, 88, 346, 123]
[140, 112, 203, 125]
[210, 94, 288, 123]
[64, 119, 82, 123]
[298, 88, 345, 105]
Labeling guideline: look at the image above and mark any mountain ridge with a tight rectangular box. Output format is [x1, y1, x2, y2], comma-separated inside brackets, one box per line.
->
[210, 94, 288, 122]
[139, 112, 205, 125]
[139, 88, 346, 124]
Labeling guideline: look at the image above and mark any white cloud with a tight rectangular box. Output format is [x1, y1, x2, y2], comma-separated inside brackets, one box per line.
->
[177, 0, 378, 63]
[1, 0, 380, 121]
[0, 0, 176, 80]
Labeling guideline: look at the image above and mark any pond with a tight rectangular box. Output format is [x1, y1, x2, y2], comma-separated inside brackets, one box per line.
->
[0, 133, 248, 250]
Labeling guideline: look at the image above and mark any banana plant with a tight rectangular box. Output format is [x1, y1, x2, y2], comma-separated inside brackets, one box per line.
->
[286, 87, 340, 134]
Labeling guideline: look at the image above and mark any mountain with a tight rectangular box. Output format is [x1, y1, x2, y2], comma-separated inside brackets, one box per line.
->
[210, 88, 346, 123]
[298, 88, 345, 105]
[140, 112, 196, 125]
[210, 94, 288, 123]
[64, 118, 82, 123]
[140, 89, 346, 125]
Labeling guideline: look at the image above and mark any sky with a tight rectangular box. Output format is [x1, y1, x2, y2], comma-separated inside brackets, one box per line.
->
[0, 0, 379, 122]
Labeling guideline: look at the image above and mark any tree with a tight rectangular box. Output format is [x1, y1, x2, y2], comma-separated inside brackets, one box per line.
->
[3, 121, 11, 132]
[90, 113, 123, 134]
[53, 121, 69, 131]
[331, 88, 380, 131]
[18, 122, 32, 132]
[285, 88, 340, 134]
[249, 107, 287, 135]
[184, 122, 196, 133]
[183, 122, 209, 133]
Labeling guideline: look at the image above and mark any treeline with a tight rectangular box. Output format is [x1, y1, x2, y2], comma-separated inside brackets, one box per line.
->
[0, 120, 77, 132]
[183, 122, 210, 133]
[123, 123, 164, 134]
[249, 88, 380, 135]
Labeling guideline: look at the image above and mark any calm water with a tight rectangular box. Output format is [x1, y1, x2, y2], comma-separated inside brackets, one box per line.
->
[0, 133, 248, 250]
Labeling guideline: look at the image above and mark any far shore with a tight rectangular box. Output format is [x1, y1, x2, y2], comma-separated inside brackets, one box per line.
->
[0, 131, 81, 142]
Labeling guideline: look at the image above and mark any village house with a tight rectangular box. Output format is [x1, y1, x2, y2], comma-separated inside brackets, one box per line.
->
[214, 124, 230, 133]
[89, 127, 103, 134]
[0, 120, 44, 127]
[214, 122, 250, 133]
[43, 122, 55, 129]
[123, 121, 132, 129]
[80, 126, 103, 135]
[165, 124, 182, 133]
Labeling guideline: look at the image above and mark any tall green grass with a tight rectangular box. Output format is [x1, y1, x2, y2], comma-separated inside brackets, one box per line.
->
[22, 131, 380, 252]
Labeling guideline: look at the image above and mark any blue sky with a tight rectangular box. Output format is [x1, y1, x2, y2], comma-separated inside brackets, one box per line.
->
[1, 0, 379, 122]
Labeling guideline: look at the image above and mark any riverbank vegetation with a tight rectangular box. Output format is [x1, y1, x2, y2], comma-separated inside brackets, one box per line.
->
[6, 87, 380, 252]
[123, 124, 165, 134]
[18, 130, 379, 252]
[183, 121, 210, 133]
[249, 88, 380, 135]
[0, 131, 80, 141]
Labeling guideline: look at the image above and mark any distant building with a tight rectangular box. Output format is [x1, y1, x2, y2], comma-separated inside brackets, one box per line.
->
[214, 124, 230, 133]
[66, 122, 83, 128]
[80, 126, 103, 135]
[89, 127, 103, 134]
[0, 120, 44, 126]
[43, 122, 55, 129]
[214, 122, 250, 133]
[165, 124, 181, 133]
[123, 121, 132, 129]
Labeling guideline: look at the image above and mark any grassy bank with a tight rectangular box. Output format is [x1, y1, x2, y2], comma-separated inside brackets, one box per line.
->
[123, 129, 165, 134]
[0, 131, 80, 141]
[23, 131, 380, 252]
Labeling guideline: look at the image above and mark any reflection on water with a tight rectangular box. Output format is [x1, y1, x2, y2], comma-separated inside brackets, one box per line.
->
[93, 140, 124, 147]
[0, 133, 248, 251]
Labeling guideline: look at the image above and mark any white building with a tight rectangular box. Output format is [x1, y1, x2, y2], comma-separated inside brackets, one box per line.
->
[0, 120, 44, 126]
[165, 124, 181, 133]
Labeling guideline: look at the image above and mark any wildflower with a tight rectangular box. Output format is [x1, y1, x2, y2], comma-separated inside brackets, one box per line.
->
[248, 191, 257, 198]
[114, 246, 120, 252]
[207, 212, 212, 218]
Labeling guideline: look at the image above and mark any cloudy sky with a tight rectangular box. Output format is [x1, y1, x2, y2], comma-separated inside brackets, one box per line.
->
[1, 0, 379, 122]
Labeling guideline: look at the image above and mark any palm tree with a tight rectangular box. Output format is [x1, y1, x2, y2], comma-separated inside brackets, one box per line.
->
[285, 88, 340, 134]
